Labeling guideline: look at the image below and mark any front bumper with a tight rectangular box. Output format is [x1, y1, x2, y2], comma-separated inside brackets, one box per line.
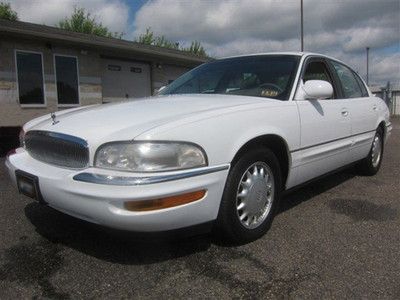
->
[6, 149, 229, 232]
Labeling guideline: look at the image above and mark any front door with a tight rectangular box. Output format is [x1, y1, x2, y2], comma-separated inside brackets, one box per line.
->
[293, 58, 352, 185]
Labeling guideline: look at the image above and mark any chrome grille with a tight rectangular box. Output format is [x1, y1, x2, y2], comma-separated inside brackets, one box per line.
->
[25, 131, 89, 169]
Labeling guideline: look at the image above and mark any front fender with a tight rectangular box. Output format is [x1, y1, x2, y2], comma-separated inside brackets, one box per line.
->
[134, 102, 301, 167]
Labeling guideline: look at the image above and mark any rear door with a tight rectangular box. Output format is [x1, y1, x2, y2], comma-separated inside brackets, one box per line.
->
[328, 60, 377, 162]
[294, 57, 352, 185]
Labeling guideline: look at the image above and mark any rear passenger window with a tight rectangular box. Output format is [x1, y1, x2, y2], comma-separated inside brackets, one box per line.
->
[331, 61, 363, 98]
[353, 72, 369, 97]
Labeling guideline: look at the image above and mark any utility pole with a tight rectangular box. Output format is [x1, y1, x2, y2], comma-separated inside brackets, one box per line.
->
[301, 0, 304, 51]
[366, 47, 370, 86]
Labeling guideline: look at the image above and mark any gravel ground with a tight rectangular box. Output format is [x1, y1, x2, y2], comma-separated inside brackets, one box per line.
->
[0, 118, 399, 299]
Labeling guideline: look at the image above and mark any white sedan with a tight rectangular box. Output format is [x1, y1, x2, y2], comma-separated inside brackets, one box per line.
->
[6, 52, 392, 243]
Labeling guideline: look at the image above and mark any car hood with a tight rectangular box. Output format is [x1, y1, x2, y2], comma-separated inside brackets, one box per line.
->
[25, 94, 273, 144]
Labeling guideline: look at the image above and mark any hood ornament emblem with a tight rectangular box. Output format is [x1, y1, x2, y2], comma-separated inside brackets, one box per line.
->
[51, 112, 59, 125]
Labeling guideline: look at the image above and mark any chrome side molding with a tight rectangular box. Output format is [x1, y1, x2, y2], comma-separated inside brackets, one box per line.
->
[73, 164, 230, 186]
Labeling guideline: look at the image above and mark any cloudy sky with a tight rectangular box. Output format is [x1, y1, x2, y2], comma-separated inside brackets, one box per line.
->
[9, 0, 400, 86]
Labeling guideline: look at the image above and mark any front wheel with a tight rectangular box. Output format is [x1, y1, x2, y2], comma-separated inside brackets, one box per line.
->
[357, 128, 384, 176]
[215, 148, 281, 244]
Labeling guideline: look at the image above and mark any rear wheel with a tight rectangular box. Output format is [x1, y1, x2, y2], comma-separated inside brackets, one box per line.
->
[357, 128, 384, 176]
[216, 148, 281, 244]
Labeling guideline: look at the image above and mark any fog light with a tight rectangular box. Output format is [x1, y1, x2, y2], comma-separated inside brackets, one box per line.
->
[124, 190, 206, 212]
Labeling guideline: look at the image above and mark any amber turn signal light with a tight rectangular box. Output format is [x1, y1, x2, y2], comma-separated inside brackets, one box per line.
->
[124, 190, 207, 212]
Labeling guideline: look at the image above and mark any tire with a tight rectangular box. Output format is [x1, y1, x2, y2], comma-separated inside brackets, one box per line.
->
[357, 128, 384, 176]
[215, 148, 282, 244]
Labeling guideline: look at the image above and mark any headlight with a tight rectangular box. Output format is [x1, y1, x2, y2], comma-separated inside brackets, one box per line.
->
[95, 141, 207, 172]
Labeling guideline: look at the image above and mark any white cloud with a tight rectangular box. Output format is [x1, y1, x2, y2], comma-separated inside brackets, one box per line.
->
[202, 38, 300, 58]
[134, 0, 300, 44]
[134, 0, 400, 85]
[9, 0, 129, 33]
[366, 52, 400, 85]
[342, 27, 399, 52]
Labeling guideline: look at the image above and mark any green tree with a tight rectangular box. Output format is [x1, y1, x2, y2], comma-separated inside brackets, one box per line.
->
[0, 2, 18, 21]
[58, 7, 123, 38]
[154, 36, 179, 50]
[137, 27, 155, 45]
[183, 41, 207, 57]
[136, 27, 207, 57]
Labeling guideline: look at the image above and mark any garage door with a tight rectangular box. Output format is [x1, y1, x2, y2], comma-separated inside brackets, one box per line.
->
[102, 59, 151, 102]
[163, 65, 190, 83]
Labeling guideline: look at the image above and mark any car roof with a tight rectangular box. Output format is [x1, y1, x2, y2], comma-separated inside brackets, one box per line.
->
[218, 52, 348, 67]
[221, 52, 304, 59]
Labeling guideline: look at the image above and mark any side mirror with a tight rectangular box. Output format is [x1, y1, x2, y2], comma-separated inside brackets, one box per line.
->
[302, 80, 333, 100]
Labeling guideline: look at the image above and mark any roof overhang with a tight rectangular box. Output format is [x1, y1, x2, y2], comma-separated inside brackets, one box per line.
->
[0, 19, 208, 66]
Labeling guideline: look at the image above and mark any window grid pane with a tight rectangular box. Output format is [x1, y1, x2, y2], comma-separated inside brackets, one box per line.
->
[55, 56, 79, 105]
[16, 52, 45, 105]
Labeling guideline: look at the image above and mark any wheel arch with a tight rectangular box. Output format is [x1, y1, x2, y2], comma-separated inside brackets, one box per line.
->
[378, 120, 386, 138]
[231, 134, 291, 189]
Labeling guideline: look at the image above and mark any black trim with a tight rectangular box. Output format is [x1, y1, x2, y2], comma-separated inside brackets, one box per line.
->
[325, 58, 345, 99]
[290, 129, 376, 153]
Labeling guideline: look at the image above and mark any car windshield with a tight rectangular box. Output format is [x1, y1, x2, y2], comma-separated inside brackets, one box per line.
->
[159, 55, 300, 100]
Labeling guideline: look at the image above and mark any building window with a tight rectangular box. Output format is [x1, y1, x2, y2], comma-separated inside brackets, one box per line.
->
[54, 55, 79, 106]
[15, 51, 45, 106]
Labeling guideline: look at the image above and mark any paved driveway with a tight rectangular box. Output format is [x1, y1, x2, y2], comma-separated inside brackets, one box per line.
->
[0, 119, 399, 299]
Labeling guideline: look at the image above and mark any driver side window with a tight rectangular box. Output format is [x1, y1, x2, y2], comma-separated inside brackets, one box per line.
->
[303, 61, 336, 99]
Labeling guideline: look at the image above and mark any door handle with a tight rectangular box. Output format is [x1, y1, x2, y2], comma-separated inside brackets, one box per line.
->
[341, 110, 349, 117]
[373, 104, 377, 111]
